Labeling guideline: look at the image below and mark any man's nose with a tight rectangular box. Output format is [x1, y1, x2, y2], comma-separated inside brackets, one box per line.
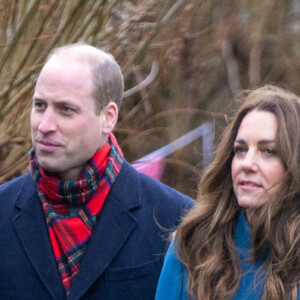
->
[37, 109, 57, 133]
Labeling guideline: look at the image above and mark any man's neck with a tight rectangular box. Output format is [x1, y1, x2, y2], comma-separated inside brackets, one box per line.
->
[55, 166, 84, 181]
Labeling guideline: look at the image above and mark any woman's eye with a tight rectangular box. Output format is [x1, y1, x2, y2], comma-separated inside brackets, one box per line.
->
[233, 146, 246, 154]
[264, 148, 277, 156]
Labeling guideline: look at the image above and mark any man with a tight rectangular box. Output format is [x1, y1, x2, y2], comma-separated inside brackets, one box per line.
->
[0, 44, 193, 299]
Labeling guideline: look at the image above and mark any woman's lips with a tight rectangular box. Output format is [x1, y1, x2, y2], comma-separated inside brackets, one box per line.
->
[239, 180, 262, 190]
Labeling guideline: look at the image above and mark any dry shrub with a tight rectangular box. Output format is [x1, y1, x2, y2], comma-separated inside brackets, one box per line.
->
[0, 0, 299, 198]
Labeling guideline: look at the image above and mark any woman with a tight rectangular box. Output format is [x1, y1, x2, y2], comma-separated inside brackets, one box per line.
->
[155, 86, 300, 300]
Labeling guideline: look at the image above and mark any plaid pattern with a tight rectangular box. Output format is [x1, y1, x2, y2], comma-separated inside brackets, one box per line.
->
[30, 133, 124, 295]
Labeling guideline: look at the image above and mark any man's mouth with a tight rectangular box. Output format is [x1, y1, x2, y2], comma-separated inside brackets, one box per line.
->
[35, 139, 63, 151]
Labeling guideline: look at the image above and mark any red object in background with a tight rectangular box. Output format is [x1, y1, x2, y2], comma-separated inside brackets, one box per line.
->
[132, 123, 214, 181]
[132, 155, 165, 181]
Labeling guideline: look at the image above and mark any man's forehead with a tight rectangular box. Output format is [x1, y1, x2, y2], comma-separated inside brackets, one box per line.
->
[44, 55, 86, 69]
[48, 47, 113, 65]
[38, 56, 92, 83]
[35, 58, 94, 99]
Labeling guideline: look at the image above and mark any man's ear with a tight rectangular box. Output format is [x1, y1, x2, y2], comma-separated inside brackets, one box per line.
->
[101, 102, 118, 134]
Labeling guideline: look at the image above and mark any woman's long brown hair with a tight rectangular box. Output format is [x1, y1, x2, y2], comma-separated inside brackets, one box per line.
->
[176, 85, 300, 299]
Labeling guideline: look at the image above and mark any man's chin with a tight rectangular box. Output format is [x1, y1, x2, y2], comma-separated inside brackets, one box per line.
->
[38, 160, 83, 180]
[37, 157, 64, 173]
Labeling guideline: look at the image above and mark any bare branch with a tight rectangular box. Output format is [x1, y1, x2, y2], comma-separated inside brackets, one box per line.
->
[124, 61, 159, 98]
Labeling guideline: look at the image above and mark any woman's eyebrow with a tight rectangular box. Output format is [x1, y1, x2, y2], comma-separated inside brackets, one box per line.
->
[234, 139, 246, 144]
[234, 139, 275, 144]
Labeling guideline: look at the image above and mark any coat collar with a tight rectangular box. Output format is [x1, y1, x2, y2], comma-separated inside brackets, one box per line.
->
[108, 160, 142, 210]
[12, 174, 65, 300]
[68, 161, 139, 299]
[14, 160, 141, 211]
[12, 161, 140, 300]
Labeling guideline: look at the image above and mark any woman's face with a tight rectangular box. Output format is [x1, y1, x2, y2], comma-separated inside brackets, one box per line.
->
[231, 110, 285, 208]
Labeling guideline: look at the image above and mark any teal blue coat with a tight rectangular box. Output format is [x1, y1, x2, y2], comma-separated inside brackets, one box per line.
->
[155, 213, 269, 300]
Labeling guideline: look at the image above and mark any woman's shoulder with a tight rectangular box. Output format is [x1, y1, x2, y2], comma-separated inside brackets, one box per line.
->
[155, 239, 190, 300]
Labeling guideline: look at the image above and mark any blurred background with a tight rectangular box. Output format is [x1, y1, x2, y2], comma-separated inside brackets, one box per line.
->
[0, 0, 299, 198]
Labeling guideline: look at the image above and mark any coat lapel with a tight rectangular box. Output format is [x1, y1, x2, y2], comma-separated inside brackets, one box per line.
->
[67, 161, 140, 300]
[12, 162, 140, 300]
[12, 174, 65, 300]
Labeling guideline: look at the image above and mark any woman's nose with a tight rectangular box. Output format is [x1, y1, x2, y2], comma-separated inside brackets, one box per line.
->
[241, 151, 258, 172]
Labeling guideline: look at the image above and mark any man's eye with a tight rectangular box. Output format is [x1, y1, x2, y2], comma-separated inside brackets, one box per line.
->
[60, 106, 75, 114]
[33, 102, 45, 109]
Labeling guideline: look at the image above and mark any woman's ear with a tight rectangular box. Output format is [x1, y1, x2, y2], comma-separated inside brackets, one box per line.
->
[101, 101, 118, 134]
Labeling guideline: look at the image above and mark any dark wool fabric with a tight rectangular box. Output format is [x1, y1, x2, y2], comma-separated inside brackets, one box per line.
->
[30, 133, 124, 295]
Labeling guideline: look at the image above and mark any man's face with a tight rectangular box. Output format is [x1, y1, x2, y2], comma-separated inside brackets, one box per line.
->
[31, 57, 108, 180]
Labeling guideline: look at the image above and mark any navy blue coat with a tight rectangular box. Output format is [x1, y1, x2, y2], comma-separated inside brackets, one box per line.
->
[0, 160, 193, 300]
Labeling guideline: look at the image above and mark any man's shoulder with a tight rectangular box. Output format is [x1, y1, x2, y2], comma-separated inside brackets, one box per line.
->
[0, 174, 35, 214]
[0, 173, 35, 196]
[115, 160, 194, 209]
[138, 171, 193, 206]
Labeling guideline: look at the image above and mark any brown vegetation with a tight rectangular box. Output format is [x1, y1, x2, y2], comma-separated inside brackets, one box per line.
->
[0, 0, 299, 198]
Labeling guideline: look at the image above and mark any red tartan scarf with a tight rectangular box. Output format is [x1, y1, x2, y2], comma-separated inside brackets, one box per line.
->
[30, 133, 124, 295]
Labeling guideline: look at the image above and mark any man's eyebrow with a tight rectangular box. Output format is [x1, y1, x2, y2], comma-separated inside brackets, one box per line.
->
[32, 97, 43, 102]
[32, 97, 79, 107]
[56, 100, 81, 110]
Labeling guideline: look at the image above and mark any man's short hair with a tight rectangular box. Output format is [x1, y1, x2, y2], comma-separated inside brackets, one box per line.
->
[47, 43, 124, 114]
